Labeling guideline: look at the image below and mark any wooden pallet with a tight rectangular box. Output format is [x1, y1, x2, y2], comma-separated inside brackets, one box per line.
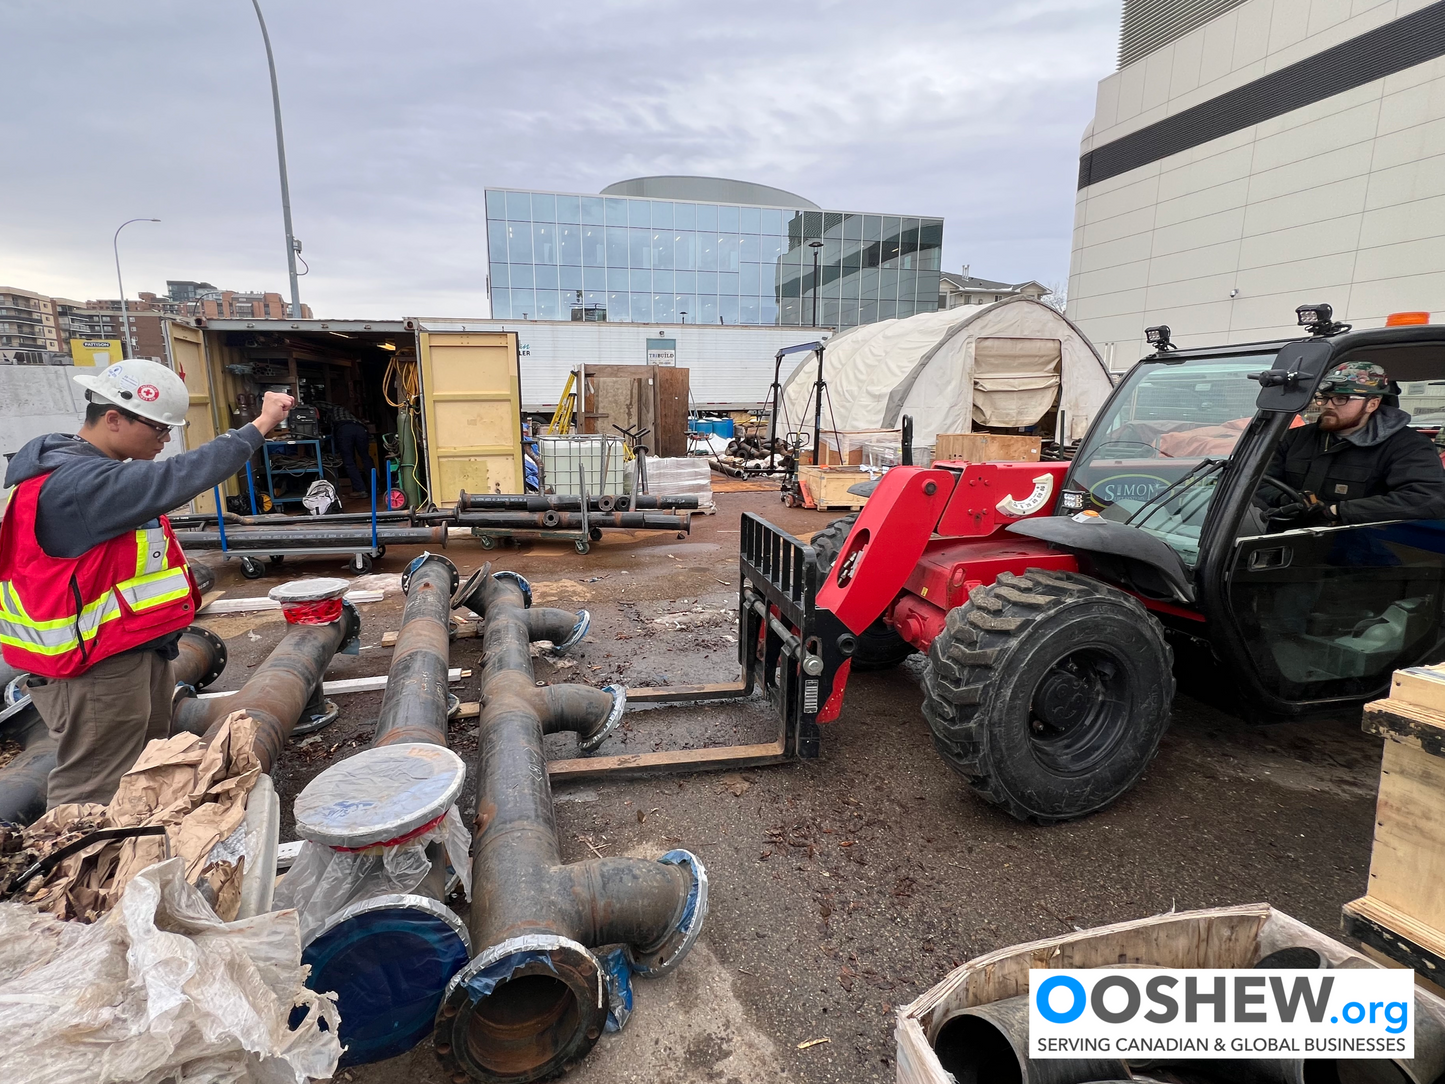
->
[1341, 679, 1445, 982]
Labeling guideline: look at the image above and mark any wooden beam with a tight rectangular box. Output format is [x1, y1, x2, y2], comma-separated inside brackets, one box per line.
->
[198, 668, 468, 699]
[547, 739, 787, 781]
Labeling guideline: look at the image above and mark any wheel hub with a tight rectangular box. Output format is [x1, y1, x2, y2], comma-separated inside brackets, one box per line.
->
[1033, 669, 1093, 731]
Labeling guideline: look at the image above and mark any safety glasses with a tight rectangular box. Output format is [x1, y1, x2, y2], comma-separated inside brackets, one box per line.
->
[117, 409, 172, 436]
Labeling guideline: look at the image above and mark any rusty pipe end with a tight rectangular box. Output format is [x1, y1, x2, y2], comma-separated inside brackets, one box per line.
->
[625, 850, 708, 978]
[435, 933, 608, 1084]
[404, 552, 459, 597]
[577, 684, 626, 753]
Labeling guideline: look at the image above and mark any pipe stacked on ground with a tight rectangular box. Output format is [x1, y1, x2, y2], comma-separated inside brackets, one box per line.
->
[0, 627, 229, 825]
[433, 570, 705, 1084]
[173, 524, 447, 550]
[171, 581, 359, 769]
[457, 491, 699, 512]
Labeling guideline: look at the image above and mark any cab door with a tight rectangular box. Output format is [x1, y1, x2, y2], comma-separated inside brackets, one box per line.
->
[1226, 520, 1445, 704]
[415, 328, 524, 501]
[165, 321, 222, 513]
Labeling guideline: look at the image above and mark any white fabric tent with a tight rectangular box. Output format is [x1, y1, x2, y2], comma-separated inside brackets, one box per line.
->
[778, 297, 1114, 447]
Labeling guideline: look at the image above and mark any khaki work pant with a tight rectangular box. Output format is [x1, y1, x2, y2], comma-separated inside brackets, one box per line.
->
[28, 651, 175, 809]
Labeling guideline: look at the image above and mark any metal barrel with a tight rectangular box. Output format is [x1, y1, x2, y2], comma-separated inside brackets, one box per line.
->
[0, 626, 230, 825]
[433, 571, 703, 1083]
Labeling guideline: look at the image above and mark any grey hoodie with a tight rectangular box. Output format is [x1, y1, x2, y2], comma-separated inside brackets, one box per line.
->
[4, 425, 265, 559]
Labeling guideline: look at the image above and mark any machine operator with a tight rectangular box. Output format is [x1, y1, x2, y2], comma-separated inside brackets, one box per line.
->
[0, 359, 293, 808]
[1265, 361, 1445, 528]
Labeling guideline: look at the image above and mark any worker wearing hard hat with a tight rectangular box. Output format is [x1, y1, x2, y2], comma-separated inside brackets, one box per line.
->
[0, 359, 293, 808]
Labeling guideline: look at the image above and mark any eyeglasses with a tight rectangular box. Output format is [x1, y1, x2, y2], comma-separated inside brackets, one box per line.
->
[1313, 393, 1365, 407]
[117, 409, 171, 436]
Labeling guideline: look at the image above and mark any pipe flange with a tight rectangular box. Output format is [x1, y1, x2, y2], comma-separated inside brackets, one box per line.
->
[403, 551, 458, 597]
[579, 683, 626, 753]
[554, 609, 591, 654]
[435, 933, 608, 1082]
[446, 693, 461, 719]
[4, 675, 30, 709]
[492, 570, 532, 608]
[628, 849, 709, 979]
[452, 561, 491, 610]
[338, 599, 362, 653]
[172, 681, 198, 706]
[184, 626, 229, 689]
[293, 698, 340, 736]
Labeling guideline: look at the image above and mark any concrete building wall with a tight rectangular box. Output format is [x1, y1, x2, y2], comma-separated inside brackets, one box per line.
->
[1068, 0, 1445, 370]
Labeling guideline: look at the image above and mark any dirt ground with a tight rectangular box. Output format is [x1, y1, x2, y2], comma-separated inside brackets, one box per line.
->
[193, 484, 1383, 1084]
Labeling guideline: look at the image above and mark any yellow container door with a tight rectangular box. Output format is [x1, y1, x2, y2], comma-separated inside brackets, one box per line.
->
[417, 330, 524, 501]
[166, 321, 222, 513]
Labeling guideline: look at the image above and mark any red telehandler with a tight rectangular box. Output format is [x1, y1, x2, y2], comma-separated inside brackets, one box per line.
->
[734, 308, 1445, 822]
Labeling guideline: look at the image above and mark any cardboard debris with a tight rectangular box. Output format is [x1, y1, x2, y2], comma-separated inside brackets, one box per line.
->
[16, 711, 261, 923]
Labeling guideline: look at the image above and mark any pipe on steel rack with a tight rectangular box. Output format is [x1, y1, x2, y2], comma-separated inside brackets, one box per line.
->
[457, 491, 699, 512]
[454, 511, 689, 532]
[175, 525, 447, 549]
[0, 626, 229, 825]
[168, 510, 415, 530]
[433, 571, 704, 1084]
[172, 603, 358, 770]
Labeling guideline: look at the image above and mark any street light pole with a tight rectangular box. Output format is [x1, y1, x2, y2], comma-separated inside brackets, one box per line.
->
[113, 217, 160, 359]
[809, 240, 824, 327]
[251, 0, 302, 319]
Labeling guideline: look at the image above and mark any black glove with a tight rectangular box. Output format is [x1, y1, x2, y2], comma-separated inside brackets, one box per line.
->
[1269, 499, 1338, 527]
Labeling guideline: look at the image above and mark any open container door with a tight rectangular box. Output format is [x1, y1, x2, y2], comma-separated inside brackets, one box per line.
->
[166, 320, 222, 514]
[415, 327, 525, 502]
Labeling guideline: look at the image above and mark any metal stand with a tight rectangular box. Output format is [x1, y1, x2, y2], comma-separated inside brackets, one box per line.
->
[207, 468, 387, 577]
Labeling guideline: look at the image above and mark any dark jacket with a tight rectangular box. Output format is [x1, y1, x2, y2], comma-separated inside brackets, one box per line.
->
[1268, 404, 1445, 525]
[4, 426, 264, 558]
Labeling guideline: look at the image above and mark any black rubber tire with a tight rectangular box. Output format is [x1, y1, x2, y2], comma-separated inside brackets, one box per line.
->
[240, 557, 265, 580]
[351, 553, 372, 574]
[809, 513, 916, 671]
[922, 569, 1175, 823]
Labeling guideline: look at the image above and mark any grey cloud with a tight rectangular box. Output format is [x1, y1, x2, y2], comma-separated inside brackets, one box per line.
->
[2, 0, 1116, 315]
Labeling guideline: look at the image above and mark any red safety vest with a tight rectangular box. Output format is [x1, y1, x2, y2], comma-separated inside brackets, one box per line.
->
[0, 472, 199, 679]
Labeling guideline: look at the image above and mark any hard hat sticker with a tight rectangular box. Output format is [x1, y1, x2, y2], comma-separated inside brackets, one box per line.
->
[137, 384, 160, 401]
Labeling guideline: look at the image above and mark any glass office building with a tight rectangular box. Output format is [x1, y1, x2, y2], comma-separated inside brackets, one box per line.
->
[484, 181, 943, 328]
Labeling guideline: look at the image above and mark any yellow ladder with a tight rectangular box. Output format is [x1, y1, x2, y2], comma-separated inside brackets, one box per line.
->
[546, 371, 577, 434]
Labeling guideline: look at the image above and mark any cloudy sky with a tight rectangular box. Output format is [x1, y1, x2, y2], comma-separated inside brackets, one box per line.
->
[3, 1, 1118, 318]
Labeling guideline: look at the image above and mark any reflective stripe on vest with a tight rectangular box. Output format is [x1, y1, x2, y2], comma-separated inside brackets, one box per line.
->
[0, 581, 122, 656]
[137, 527, 169, 577]
[116, 566, 192, 612]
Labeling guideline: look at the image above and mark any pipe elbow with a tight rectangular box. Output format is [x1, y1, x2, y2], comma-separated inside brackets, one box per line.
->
[525, 683, 624, 749]
[527, 607, 589, 652]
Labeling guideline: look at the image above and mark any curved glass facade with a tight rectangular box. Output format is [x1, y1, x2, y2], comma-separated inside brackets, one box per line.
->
[485, 188, 943, 328]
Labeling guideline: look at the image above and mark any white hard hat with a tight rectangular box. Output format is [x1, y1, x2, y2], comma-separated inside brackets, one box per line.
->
[74, 358, 190, 427]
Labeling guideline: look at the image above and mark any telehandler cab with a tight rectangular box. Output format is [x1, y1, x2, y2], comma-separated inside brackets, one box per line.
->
[736, 306, 1445, 822]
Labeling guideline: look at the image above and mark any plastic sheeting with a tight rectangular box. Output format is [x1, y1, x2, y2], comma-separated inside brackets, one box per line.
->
[778, 297, 1112, 447]
[0, 857, 340, 1084]
[273, 806, 471, 946]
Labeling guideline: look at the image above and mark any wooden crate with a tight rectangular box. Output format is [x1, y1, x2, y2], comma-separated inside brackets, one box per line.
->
[796, 465, 871, 511]
[934, 433, 1041, 463]
[1342, 679, 1445, 981]
[897, 903, 1433, 1084]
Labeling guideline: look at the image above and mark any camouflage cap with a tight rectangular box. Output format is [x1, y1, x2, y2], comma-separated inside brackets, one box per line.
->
[1319, 360, 1390, 396]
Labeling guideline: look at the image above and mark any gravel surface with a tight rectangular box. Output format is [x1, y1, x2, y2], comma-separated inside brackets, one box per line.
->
[193, 487, 1381, 1084]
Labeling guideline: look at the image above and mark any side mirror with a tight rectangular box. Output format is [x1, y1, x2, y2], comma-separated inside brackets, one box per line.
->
[1249, 340, 1334, 413]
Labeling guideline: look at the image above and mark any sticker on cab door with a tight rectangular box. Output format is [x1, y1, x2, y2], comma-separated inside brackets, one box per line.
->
[996, 473, 1056, 518]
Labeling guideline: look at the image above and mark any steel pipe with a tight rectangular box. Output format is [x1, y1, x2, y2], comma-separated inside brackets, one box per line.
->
[457, 491, 699, 512]
[169, 510, 415, 529]
[933, 996, 1128, 1084]
[0, 626, 230, 825]
[175, 525, 447, 549]
[173, 606, 358, 770]
[373, 555, 461, 749]
[433, 572, 703, 1083]
[454, 511, 689, 532]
